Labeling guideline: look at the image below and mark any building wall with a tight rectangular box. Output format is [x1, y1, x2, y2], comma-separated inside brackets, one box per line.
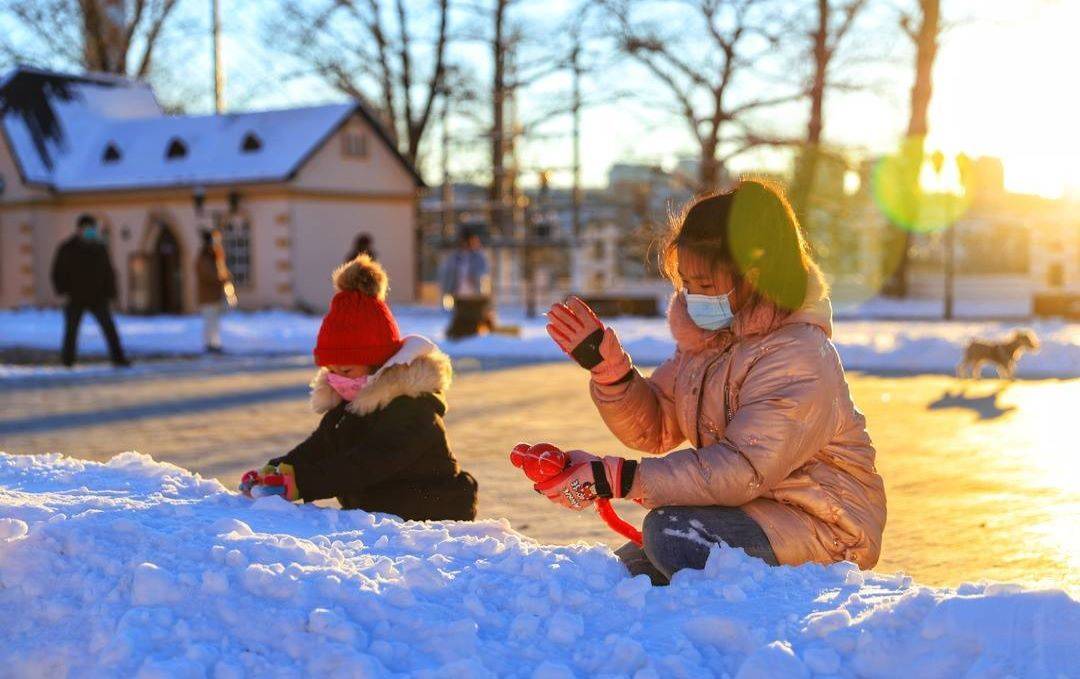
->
[0, 132, 50, 308]
[290, 199, 415, 311]
[293, 114, 416, 194]
[0, 113, 419, 313]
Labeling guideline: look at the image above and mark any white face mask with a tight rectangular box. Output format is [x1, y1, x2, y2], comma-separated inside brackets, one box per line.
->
[684, 288, 736, 330]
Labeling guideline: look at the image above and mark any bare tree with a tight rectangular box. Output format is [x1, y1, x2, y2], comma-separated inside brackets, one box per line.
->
[602, 0, 803, 191]
[0, 0, 182, 78]
[272, 0, 451, 169]
[788, 0, 868, 222]
[881, 0, 941, 297]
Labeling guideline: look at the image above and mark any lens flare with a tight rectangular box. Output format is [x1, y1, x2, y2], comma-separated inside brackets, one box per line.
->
[871, 138, 974, 234]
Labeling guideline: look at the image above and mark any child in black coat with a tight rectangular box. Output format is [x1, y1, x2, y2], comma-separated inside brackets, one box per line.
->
[240, 256, 477, 521]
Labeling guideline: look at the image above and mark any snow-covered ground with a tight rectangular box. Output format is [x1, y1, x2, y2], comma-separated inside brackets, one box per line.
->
[4, 304, 1075, 377]
[0, 452, 1076, 677]
[3, 304, 1077, 378]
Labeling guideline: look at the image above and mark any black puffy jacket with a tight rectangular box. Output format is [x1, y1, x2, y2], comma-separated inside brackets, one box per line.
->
[273, 340, 477, 521]
[51, 235, 118, 304]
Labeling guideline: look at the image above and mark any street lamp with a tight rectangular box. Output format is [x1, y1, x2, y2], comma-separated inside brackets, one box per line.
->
[920, 151, 966, 320]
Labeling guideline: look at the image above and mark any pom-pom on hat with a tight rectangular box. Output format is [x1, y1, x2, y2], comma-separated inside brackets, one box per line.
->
[313, 255, 403, 367]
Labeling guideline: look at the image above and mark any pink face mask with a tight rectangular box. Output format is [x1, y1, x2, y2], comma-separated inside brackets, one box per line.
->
[326, 372, 370, 401]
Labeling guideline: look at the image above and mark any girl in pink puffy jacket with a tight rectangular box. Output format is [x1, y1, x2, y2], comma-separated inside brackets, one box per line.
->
[543, 180, 886, 585]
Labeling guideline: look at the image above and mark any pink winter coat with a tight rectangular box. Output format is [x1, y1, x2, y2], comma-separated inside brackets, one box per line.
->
[591, 272, 886, 568]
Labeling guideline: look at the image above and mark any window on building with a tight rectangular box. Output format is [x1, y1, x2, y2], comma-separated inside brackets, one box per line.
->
[342, 132, 369, 158]
[165, 137, 188, 160]
[241, 132, 262, 153]
[592, 240, 605, 261]
[215, 213, 252, 286]
[102, 143, 121, 164]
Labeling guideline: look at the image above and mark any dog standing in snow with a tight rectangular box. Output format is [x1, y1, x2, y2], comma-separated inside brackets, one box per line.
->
[956, 329, 1040, 380]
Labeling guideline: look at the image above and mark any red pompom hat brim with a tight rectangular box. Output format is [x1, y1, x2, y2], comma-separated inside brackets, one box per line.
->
[313, 254, 404, 367]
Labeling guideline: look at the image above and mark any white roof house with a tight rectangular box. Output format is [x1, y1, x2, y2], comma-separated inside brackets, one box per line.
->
[0, 66, 423, 314]
[0, 66, 421, 191]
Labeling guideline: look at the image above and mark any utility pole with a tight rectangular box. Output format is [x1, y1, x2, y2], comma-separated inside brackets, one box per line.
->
[490, 0, 508, 238]
[570, 39, 583, 240]
[440, 92, 454, 240]
[211, 0, 225, 114]
[943, 215, 955, 320]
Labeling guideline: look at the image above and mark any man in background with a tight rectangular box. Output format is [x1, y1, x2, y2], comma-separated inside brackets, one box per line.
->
[438, 230, 494, 339]
[51, 214, 130, 367]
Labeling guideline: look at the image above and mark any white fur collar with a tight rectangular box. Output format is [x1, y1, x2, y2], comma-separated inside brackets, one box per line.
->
[309, 335, 453, 416]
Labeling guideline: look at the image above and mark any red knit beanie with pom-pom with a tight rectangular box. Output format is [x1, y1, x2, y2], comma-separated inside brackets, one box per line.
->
[313, 255, 403, 367]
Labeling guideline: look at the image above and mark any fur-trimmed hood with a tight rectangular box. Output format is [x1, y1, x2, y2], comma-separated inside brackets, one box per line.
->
[309, 335, 453, 416]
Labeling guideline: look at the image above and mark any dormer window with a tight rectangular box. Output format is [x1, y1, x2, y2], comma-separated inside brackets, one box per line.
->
[240, 132, 262, 152]
[342, 131, 368, 158]
[102, 142, 121, 164]
[165, 137, 187, 160]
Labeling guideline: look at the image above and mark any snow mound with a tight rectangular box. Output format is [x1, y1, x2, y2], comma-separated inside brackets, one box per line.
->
[1, 452, 1077, 677]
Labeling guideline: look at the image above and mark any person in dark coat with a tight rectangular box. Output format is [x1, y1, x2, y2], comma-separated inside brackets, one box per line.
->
[50, 214, 130, 367]
[240, 255, 478, 521]
[345, 232, 376, 263]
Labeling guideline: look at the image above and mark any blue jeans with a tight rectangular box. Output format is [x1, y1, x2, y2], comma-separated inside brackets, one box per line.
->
[615, 506, 779, 585]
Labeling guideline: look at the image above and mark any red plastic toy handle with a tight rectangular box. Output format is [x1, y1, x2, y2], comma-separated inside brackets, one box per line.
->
[510, 442, 643, 546]
[596, 499, 643, 546]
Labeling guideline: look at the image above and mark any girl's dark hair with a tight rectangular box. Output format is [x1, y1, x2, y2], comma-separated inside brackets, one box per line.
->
[660, 179, 817, 311]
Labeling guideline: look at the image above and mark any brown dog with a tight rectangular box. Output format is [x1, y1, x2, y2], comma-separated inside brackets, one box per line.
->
[956, 329, 1040, 380]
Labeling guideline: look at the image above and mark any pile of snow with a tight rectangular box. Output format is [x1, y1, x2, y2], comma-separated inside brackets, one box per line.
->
[1, 452, 1077, 677]
[2, 306, 1078, 378]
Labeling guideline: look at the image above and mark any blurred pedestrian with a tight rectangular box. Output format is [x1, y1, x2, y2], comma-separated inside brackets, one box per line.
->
[345, 232, 377, 263]
[195, 228, 233, 354]
[438, 231, 494, 339]
[50, 214, 130, 367]
[439, 231, 490, 306]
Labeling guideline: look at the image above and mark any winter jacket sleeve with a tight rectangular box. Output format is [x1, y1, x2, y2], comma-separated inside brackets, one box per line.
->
[102, 246, 118, 301]
[288, 396, 445, 502]
[590, 357, 686, 454]
[51, 242, 71, 297]
[633, 327, 842, 508]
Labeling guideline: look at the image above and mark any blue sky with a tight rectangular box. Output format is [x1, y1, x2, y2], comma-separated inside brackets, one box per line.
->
[5, 0, 1076, 197]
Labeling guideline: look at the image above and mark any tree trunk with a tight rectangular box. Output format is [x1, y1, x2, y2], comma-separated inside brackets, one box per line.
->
[883, 0, 940, 298]
[490, 0, 509, 236]
[698, 136, 721, 192]
[790, 0, 829, 228]
[82, 0, 129, 74]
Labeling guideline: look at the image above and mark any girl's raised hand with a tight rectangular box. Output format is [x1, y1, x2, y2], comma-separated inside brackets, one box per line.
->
[546, 296, 633, 385]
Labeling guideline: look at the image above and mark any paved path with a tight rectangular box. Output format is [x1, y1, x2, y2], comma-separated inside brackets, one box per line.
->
[1, 361, 1076, 593]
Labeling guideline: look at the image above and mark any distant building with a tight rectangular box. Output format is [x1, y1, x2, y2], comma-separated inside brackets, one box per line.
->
[0, 66, 422, 313]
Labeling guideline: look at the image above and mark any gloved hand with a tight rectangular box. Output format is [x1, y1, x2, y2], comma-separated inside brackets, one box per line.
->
[239, 463, 299, 501]
[546, 297, 633, 385]
[534, 453, 629, 511]
[239, 465, 277, 497]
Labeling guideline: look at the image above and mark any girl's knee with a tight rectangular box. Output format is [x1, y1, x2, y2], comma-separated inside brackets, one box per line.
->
[641, 507, 705, 577]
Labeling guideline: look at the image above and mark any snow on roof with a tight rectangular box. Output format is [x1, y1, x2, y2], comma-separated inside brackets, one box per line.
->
[49, 103, 356, 191]
[0, 67, 415, 192]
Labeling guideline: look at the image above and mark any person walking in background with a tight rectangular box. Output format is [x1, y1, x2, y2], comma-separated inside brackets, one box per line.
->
[438, 231, 494, 339]
[439, 231, 490, 305]
[345, 232, 377, 263]
[195, 229, 233, 354]
[51, 214, 130, 367]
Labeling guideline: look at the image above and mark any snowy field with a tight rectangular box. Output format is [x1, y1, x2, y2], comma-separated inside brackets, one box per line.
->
[2, 304, 1078, 379]
[0, 452, 1076, 677]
